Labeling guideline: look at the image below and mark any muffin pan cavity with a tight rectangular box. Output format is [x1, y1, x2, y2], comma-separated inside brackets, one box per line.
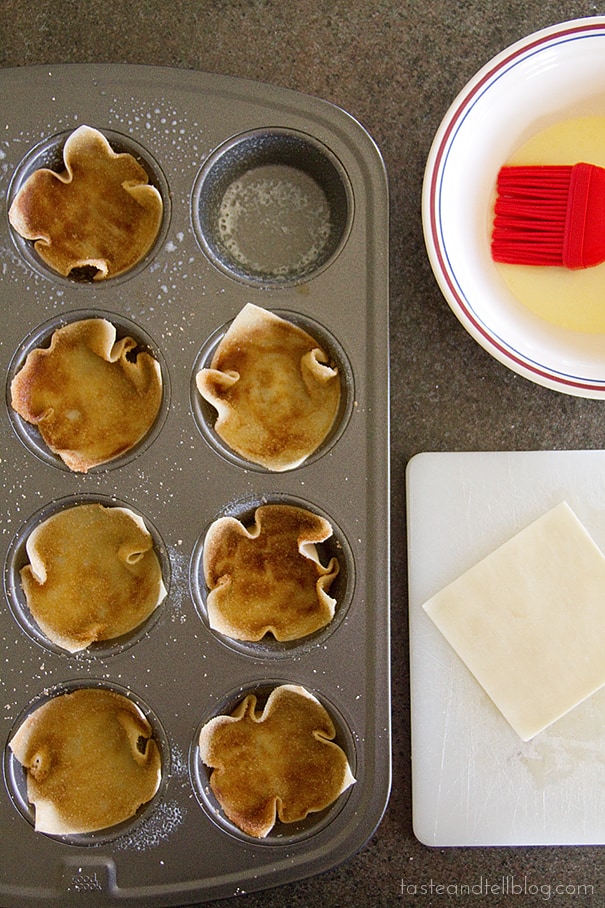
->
[191, 128, 353, 286]
[0, 64, 389, 907]
[6, 309, 170, 473]
[4, 680, 170, 847]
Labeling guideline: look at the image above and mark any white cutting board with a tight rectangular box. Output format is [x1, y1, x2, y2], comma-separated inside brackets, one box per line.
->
[407, 450, 605, 847]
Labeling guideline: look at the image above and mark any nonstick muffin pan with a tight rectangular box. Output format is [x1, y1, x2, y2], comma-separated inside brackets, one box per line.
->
[0, 64, 390, 906]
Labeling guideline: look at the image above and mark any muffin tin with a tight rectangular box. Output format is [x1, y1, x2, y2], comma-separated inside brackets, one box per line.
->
[0, 64, 390, 906]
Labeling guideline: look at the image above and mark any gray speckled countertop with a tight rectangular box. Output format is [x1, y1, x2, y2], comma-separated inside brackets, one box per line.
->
[2, 1, 605, 906]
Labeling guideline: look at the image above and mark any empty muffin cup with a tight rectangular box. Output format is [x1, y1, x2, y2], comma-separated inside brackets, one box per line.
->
[189, 680, 357, 844]
[191, 128, 353, 285]
[6, 126, 171, 284]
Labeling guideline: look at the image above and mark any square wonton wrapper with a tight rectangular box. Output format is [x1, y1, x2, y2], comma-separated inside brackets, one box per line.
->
[422, 501, 605, 741]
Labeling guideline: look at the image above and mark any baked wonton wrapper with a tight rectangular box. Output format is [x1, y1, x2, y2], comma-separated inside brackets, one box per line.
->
[198, 684, 355, 837]
[196, 304, 341, 471]
[11, 318, 162, 472]
[203, 504, 339, 641]
[9, 687, 162, 835]
[8, 124, 163, 280]
[20, 503, 166, 652]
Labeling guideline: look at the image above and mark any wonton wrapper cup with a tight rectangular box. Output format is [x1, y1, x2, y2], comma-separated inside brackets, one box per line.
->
[194, 304, 351, 471]
[6, 684, 166, 841]
[14, 501, 167, 654]
[9, 315, 165, 472]
[5, 495, 169, 657]
[8, 125, 166, 282]
[190, 495, 355, 659]
[193, 683, 356, 841]
[203, 503, 340, 642]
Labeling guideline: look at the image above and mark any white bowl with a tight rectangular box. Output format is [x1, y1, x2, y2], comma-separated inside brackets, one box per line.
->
[423, 17, 605, 398]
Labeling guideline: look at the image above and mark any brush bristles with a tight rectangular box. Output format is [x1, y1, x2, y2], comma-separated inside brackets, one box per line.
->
[492, 166, 573, 265]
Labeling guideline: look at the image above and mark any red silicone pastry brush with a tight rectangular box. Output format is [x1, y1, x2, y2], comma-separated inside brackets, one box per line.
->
[491, 162, 605, 269]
